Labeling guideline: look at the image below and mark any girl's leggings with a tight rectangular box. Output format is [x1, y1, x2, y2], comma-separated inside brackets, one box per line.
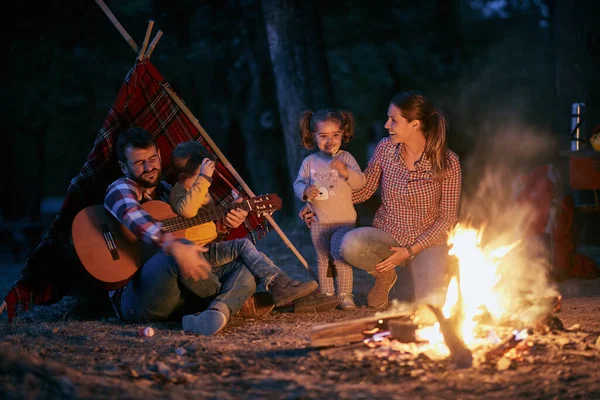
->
[310, 221, 355, 295]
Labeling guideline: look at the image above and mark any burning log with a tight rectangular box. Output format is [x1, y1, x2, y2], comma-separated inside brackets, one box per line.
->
[388, 321, 419, 343]
[484, 328, 530, 364]
[310, 311, 413, 348]
[427, 305, 473, 368]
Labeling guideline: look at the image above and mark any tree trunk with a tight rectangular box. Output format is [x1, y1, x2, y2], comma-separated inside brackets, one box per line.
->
[262, 0, 334, 209]
[554, 0, 600, 142]
[234, 4, 279, 198]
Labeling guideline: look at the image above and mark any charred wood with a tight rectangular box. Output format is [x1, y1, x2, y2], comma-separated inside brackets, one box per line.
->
[427, 305, 473, 368]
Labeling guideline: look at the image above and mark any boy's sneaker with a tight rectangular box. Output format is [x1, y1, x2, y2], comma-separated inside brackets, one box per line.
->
[293, 292, 341, 313]
[269, 275, 318, 307]
[239, 292, 275, 318]
[337, 293, 356, 310]
[182, 309, 227, 336]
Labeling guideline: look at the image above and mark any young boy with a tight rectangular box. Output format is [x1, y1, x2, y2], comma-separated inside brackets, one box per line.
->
[169, 141, 318, 331]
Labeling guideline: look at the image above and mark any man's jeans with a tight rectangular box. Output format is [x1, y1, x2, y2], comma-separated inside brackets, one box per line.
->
[339, 227, 449, 306]
[206, 238, 284, 288]
[118, 249, 256, 321]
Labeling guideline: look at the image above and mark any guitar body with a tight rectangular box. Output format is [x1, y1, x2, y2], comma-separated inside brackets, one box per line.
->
[72, 205, 140, 290]
[72, 201, 188, 290]
[72, 196, 281, 290]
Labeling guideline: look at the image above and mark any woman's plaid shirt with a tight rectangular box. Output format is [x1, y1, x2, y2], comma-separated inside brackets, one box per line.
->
[352, 138, 462, 248]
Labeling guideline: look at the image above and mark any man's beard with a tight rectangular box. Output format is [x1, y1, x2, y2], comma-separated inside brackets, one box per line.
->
[135, 169, 161, 188]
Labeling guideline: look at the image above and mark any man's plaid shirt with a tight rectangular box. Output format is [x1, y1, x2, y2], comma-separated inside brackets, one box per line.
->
[352, 138, 462, 248]
[104, 177, 172, 248]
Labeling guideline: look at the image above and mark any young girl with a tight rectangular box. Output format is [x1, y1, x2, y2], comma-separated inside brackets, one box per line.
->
[293, 109, 365, 310]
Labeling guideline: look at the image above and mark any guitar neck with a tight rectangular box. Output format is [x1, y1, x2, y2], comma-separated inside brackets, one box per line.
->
[160, 201, 248, 233]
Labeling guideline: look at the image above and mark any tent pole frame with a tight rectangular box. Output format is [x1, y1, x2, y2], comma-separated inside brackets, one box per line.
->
[95, 0, 139, 53]
[138, 20, 154, 60]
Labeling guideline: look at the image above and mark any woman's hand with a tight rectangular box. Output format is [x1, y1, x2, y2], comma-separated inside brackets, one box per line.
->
[200, 158, 215, 178]
[375, 246, 410, 273]
[298, 205, 315, 228]
[303, 185, 320, 201]
[329, 159, 349, 179]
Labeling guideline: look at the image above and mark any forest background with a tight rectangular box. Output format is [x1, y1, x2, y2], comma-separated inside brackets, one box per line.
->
[2, 0, 599, 238]
[3, 3, 600, 398]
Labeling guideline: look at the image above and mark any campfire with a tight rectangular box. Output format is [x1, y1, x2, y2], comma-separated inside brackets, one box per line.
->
[311, 221, 566, 370]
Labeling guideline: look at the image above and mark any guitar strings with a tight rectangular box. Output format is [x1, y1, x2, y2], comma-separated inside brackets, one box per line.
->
[161, 203, 249, 232]
[102, 197, 274, 249]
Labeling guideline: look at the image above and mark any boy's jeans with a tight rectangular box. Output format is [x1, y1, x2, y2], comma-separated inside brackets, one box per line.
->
[118, 248, 256, 321]
[206, 238, 285, 288]
[339, 227, 449, 306]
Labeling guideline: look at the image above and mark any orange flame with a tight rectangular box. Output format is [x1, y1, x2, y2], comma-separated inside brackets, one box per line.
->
[411, 221, 557, 358]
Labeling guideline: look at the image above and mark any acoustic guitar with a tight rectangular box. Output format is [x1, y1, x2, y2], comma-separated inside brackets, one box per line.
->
[71, 194, 282, 290]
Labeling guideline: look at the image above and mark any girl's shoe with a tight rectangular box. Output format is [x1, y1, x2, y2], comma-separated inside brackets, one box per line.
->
[338, 293, 356, 310]
[293, 292, 340, 312]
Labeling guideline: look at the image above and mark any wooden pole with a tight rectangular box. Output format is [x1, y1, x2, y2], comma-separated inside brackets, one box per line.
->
[95, 0, 139, 53]
[138, 20, 154, 60]
[0, 301, 6, 316]
[94, 0, 314, 278]
[145, 30, 163, 59]
[161, 84, 314, 278]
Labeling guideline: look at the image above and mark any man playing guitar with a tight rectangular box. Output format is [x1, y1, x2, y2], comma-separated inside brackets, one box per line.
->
[101, 127, 263, 335]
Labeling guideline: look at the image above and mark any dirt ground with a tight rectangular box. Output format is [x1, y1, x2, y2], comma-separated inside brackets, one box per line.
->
[1, 220, 600, 400]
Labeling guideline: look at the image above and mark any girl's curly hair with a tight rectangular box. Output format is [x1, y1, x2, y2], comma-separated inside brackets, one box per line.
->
[299, 108, 355, 150]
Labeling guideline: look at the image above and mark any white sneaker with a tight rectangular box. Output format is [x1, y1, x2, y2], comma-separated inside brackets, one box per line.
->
[338, 293, 356, 310]
[182, 309, 227, 336]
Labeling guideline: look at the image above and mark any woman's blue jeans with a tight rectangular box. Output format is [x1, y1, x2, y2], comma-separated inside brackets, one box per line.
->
[339, 227, 449, 306]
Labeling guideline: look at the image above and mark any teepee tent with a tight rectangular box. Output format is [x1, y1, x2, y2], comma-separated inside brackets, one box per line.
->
[1, 0, 311, 321]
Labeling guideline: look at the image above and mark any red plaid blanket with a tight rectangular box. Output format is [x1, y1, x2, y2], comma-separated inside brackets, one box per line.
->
[4, 59, 269, 322]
